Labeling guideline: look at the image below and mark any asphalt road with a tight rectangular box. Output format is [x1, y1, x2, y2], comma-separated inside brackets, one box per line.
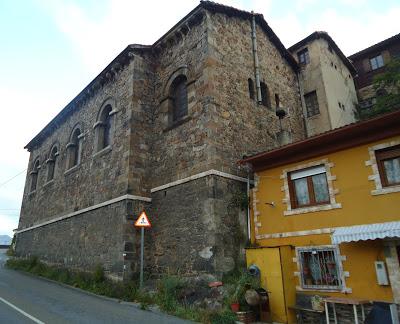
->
[0, 249, 190, 323]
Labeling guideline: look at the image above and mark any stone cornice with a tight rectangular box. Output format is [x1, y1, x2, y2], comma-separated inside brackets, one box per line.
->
[15, 194, 151, 234]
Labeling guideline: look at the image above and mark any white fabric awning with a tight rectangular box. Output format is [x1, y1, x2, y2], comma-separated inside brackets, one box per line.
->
[331, 221, 400, 244]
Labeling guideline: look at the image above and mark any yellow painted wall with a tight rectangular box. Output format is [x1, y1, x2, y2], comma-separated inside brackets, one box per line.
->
[247, 135, 400, 322]
[255, 135, 400, 236]
[246, 247, 288, 323]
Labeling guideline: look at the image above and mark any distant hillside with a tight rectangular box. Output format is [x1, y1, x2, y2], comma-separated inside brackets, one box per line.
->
[0, 235, 12, 245]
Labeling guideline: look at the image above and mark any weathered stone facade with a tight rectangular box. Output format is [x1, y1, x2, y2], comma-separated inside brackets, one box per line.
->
[16, 2, 306, 279]
[289, 32, 358, 137]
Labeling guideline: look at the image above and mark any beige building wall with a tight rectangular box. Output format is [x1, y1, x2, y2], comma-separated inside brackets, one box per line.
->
[318, 38, 358, 130]
[293, 38, 357, 136]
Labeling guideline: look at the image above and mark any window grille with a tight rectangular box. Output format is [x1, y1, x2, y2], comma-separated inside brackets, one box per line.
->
[298, 247, 342, 290]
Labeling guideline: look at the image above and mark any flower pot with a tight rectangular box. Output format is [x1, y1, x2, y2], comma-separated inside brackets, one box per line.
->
[230, 302, 240, 312]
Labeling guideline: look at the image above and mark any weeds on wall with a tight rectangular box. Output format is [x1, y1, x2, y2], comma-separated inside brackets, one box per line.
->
[6, 257, 238, 324]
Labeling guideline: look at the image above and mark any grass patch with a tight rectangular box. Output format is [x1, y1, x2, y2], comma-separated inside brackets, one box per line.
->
[6, 257, 238, 323]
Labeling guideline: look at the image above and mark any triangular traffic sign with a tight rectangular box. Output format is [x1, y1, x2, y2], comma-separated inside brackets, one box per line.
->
[134, 211, 151, 228]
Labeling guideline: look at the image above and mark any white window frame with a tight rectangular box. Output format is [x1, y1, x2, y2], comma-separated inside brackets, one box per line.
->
[281, 159, 341, 216]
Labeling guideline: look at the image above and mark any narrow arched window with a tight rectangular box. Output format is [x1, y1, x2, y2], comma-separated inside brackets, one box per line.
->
[96, 105, 112, 151]
[170, 75, 188, 122]
[248, 78, 255, 100]
[47, 146, 58, 181]
[67, 128, 82, 169]
[260, 82, 271, 108]
[30, 159, 40, 192]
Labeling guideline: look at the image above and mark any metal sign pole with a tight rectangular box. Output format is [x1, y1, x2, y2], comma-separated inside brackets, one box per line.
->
[140, 227, 144, 289]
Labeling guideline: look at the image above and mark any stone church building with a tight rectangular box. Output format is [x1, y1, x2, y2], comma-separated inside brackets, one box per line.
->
[15, 2, 356, 279]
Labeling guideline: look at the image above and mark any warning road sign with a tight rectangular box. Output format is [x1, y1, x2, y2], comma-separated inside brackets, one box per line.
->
[134, 211, 151, 228]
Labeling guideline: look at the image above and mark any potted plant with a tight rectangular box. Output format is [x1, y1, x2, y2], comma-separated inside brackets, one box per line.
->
[227, 271, 260, 313]
[227, 285, 241, 312]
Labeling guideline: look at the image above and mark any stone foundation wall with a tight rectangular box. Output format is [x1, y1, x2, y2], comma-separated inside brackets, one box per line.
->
[146, 175, 247, 277]
[16, 199, 149, 279]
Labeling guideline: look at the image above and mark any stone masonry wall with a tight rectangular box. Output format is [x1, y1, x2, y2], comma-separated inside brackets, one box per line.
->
[16, 5, 308, 280]
[206, 12, 305, 176]
[16, 200, 126, 277]
[149, 11, 212, 188]
[19, 59, 137, 229]
[147, 175, 247, 277]
[128, 53, 155, 197]
[16, 198, 150, 278]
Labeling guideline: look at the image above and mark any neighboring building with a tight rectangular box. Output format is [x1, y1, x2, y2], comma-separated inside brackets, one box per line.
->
[15, 2, 306, 280]
[241, 110, 400, 324]
[289, 32, 358, 136]
[349, 33, 400, 111]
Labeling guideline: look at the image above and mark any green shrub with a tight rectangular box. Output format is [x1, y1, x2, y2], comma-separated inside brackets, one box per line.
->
[209, 310, 237, 324]
[57, 269, 70, 284]
[93, 264, 105, 283]
[156, 275, 185, 312]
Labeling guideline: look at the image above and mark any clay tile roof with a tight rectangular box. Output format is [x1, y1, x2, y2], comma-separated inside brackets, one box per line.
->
[288, 31, 357, 75]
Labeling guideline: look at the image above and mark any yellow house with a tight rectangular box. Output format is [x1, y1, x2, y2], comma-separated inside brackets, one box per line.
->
[241, 110, 400, 323]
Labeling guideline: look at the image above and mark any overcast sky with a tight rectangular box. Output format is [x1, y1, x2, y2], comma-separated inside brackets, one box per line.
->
[0, 0, 399, 237]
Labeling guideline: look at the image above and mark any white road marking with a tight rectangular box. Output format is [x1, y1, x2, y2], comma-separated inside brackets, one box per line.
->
[0, 296, 45, 324]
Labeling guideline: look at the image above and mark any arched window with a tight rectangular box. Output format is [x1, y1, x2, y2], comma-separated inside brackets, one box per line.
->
[30, 159, 40, 192]
[170, 75, 188, 122]
[67, 127, 82, 169]
[95, 104, 113, 151]
[46, 146, 58, 182]
[260, 81, 271, 108]
[248, 78, 255, 100]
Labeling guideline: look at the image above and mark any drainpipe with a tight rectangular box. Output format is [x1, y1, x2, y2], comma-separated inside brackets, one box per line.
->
[251, 12, 262, 104]
[296, 71, 309, 137]
[247, 171, 251, 241]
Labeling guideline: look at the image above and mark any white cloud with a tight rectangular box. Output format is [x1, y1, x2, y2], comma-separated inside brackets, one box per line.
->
[0, 86, 59, 224]
[268, 5, 400, 55]
[38, 0, 202, 73]
[0, 214, 18, 236]
[311, 7, 400, 55]
[36, 0, 278, 73]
